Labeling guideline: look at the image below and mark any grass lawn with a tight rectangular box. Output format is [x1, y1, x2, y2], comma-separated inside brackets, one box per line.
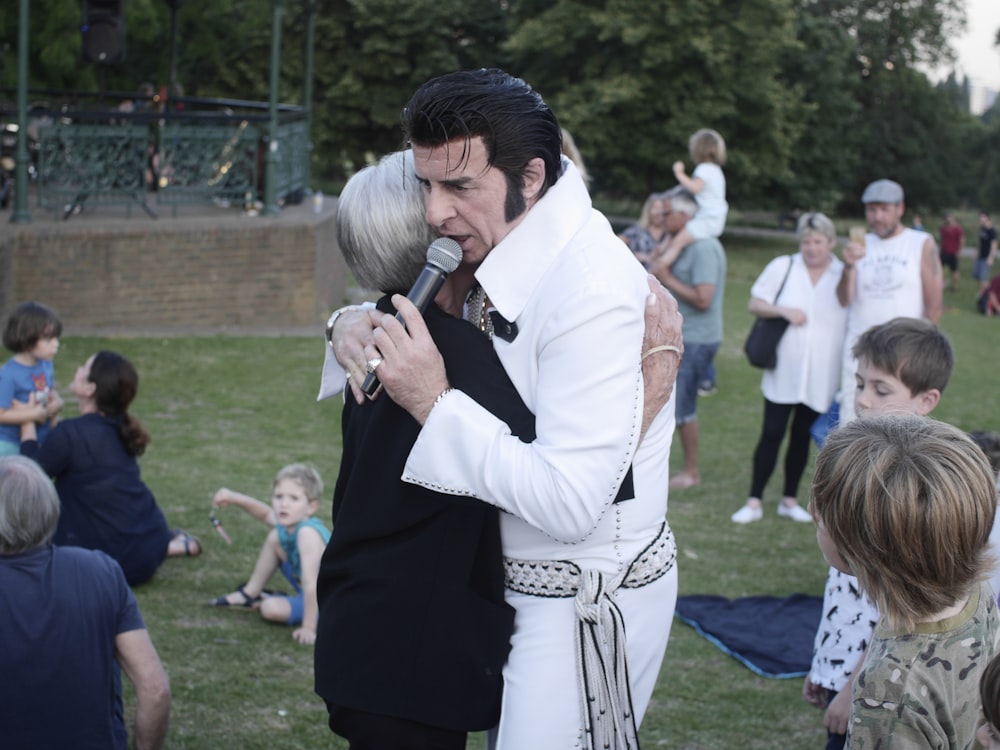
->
[54, 231, 999, 749]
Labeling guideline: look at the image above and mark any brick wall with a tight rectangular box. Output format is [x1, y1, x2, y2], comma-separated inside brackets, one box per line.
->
[0, 202, 350, 335]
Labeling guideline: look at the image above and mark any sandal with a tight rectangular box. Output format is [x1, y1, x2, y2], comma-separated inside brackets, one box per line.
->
[171, 528, 202, 557]
[208, 584, 261, 608]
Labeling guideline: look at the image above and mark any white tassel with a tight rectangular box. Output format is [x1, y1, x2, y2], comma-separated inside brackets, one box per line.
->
[575, 569, 640, 750]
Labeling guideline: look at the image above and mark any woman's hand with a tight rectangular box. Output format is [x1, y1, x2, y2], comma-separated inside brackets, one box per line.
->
[366, 295, 450, 426]
[782, 307, 807, 326]
[640, 276, 684, 438]
[330, 308, 389, 404]
[9, 395, 46, 425]
[45, 390, 64, 420]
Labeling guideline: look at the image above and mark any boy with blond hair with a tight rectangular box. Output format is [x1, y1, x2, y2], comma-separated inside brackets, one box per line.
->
[804, 317, 955, 749]
[811, 415, 999, 748]
[209, 463, 330, 645]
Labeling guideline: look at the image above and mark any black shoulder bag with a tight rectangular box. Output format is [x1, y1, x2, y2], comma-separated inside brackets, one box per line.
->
[744, 256, 794, 369]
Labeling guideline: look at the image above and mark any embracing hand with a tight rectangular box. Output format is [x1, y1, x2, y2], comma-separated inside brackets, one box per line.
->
[640, 275, 684, 438]
[365, 295, 450, 425]
[330, 307, 388, 404]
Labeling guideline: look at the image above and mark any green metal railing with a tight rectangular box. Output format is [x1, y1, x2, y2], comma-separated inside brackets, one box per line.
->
[5, 90, 310, 220]
[38, 122, 150, 218]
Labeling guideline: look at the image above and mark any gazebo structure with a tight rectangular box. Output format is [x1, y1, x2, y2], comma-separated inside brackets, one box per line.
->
[0, 0, 347, 335]
[8, 0, 320, 224]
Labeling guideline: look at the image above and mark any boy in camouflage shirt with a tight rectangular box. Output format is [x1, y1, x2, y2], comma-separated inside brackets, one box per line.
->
[810, 415, 1000, 749]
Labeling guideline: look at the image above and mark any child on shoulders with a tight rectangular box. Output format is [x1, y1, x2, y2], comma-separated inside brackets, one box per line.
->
[810, 414, 999, 748]
[209, 463, 330, 645]
[650, 128, 728, 270]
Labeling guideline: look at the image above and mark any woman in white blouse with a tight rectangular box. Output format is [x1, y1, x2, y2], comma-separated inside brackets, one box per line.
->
[731, 213, 847, 524]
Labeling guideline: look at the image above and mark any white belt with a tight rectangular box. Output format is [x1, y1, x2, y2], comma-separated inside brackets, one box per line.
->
[503, 522, 676, 750]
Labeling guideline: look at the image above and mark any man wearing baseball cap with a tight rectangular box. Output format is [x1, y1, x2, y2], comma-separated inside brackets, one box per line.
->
[835, 179, 943, 423]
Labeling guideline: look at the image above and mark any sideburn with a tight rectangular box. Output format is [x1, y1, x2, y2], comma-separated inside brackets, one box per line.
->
[504, 172, 526, 223]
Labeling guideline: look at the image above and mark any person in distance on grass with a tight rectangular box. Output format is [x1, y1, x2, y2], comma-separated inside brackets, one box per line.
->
[938, 212, 965, 292]
[209, 463, 330, 645]
[835, 178, 943, 425]
[803, 317, 954, 750]
[14, 350, 202, 586]
[810, 415, 999, 749]
[731, 212, 846, 525]
[976, 212, 998, 300]
[0, 454, 171, 750]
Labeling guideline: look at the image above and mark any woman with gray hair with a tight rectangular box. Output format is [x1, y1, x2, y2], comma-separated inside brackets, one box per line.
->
[314, 150, 535, 747]
[731, 212, 848, 524]
[0, 455, 171, 749]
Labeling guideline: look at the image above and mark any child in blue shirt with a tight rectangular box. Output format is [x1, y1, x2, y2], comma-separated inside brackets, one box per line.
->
[0, 301, 64, 454]
[209, 463, 331, 645]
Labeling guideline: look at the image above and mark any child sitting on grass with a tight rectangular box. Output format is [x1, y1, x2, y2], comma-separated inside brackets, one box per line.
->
[209, 463, 330, 645]
[811, 415, 1000, 749]
[803, 317, 954, 750]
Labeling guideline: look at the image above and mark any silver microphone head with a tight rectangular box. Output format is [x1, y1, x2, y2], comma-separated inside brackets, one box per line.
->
[427, 237, 463, 273]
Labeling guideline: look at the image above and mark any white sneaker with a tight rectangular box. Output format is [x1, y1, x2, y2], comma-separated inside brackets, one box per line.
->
[777, 503, 812, 523]
[731, 504, 763, 524]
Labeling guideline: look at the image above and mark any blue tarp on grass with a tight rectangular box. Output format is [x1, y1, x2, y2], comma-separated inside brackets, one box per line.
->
[674, 593, 823, 679]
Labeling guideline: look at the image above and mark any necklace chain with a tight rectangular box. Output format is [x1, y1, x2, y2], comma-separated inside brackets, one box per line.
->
[466, 285, 494, 341]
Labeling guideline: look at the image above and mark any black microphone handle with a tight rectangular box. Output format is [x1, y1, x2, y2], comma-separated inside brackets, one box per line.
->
[360, 266, 449, 397]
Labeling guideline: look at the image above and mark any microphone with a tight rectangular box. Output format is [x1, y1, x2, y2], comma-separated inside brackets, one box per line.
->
[361, 237, 463, 397]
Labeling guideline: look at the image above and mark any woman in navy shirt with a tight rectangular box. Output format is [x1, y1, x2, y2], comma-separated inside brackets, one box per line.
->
[18, 350, 200, 585]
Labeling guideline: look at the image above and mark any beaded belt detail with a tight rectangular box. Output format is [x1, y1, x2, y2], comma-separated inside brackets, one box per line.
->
[503, 521, 676, 750]
[503, 522, 676, 598]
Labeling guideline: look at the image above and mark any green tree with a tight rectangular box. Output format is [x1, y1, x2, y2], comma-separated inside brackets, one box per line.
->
[1, 0, 172, 93]
[505, 0, 806, 203]
[309, 0, 507, 182]
[772, 8, 863, 211]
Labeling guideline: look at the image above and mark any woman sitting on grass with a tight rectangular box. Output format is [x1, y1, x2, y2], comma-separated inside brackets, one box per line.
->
[16, 350, 201, 586]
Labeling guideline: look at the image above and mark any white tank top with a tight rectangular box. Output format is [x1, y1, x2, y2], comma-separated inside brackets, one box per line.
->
[847, 227, 926, 339]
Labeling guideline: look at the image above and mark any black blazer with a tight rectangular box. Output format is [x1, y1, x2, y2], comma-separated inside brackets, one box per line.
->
[314, 300, 535, 732]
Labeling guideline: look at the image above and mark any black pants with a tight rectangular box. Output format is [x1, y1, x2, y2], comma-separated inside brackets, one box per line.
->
[326, 703, 468, 750]
[749, 399, 820, 500]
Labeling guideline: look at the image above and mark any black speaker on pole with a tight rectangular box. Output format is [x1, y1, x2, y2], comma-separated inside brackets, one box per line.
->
[82, 0, 126, 64]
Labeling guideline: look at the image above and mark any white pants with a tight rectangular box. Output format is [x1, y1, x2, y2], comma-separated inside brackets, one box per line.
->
[487, 565, 677, 749]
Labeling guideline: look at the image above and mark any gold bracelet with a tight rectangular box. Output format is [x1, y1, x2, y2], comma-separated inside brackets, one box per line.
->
[641, 344, 683, 361]
[433, 387, 455, 407]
